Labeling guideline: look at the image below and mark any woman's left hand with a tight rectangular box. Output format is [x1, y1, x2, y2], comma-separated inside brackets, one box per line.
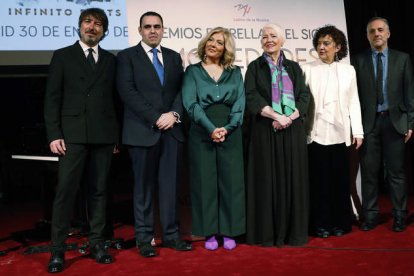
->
[272, 120, 283, 130]
[353, 137, 363, 150]
[211, 127, 227, 142]
[289, 109, 300, 121]
[273, 116, 292, 130]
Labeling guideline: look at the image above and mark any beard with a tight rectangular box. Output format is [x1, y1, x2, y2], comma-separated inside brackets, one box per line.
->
[84, 37, 98, 46]
[80, 31, 101, 47]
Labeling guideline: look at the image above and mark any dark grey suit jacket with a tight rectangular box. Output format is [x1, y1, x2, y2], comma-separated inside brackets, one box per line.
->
[44, 42, 119, 144]
[116, 42, 184, 147]
[352, 49, 414, 135]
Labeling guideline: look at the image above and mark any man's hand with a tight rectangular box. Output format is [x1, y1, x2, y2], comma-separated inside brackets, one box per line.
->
[156, 112, 176, 130]
[404, 129, 413, 143]
[50, 139, 66, 155]
[113, 144, 120, 154]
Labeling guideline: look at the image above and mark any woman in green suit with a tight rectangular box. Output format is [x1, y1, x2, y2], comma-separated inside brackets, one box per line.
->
[182, 27, 245, 251]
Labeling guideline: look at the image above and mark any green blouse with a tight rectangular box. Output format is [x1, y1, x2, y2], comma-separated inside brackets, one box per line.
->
[182, 62, 245, 134]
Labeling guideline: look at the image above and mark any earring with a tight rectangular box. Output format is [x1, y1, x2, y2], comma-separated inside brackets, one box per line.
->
[335, 52, 339, 61]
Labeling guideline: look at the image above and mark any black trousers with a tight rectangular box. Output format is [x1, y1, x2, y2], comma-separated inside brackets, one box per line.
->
[308, 142, 352, 232]
[360, 114, 407, 220]
[128, 132, 182, 243]
[51, 143, 114, 247]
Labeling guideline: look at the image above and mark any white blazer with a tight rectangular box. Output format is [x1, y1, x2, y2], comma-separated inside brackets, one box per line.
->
[301, 60, 364, 146]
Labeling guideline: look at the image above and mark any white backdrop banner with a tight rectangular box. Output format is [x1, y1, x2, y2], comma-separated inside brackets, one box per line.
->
[125, 0, 348, 73]
[0, 0, 347, 66]
[0, 0, 128, 51]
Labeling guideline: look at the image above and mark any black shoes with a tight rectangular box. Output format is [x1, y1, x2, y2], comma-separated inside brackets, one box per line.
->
[360, 219, 379, 231]
[47, 243, 112, 273]
[331, 227, 345, 237]
[315, 228, 330, 238]
[137, 242, 157, 257]
[360, 216, 407, 232]
[48, 249, 65, 273]
[314, 227, 348, 238]
[392, 217, 406, 232]
[91, 243, 113, 264]
[137, 238, 191, 257]
[162, 238, 192, 251]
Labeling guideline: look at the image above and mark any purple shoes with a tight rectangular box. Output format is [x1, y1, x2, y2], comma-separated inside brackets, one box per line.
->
[205, 236, 218, 250]
[223, 236, 236, 250]
[204, 236, 237, 250]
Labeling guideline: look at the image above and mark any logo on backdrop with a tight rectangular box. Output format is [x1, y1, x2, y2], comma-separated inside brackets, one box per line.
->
[233, 3, 269, 23]
[234, 4, 251, 16]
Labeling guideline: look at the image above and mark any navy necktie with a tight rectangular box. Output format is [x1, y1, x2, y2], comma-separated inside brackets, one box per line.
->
[87, 48, 96, 70]
[376, 52, 384, 105]
[151, 48, 164, 85]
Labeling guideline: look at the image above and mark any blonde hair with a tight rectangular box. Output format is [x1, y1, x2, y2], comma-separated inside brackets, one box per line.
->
[197, 27, 235, 69]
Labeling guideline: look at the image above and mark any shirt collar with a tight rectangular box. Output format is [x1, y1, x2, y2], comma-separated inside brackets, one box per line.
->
[371, 47, 388, 58]
[79, 40, 99, 54]
[141, 41, 162, 54]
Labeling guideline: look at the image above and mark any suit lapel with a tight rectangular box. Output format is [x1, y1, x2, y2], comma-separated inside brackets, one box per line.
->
[365, 50, 376, 86]
[161, 46, 170, 86]
[94, 46, 107, 79]
[358, 50, 377, 101]
[72, 42, 94, 76]
[386, 49, 395, 93]
[136, 43, 163, 87]
[72, 42, 106, 89]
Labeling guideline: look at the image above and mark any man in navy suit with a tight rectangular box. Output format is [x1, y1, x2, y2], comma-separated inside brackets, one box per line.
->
[44, 8, 118, 273]
[352, 17, 414, 232]
[116, 11, 191, 257]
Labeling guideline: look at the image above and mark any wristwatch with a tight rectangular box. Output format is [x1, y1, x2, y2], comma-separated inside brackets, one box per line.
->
[171, 111, 181, 123]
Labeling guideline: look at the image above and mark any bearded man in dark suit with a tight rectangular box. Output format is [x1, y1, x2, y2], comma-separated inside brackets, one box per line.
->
[44, 8, 118, 273]
[352, 17, 414, 232]
[116, 11, 192, 258]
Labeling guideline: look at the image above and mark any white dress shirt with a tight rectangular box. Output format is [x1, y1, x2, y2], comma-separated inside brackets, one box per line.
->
[79, 40, 99, 63]
[140, 41, 164, 66]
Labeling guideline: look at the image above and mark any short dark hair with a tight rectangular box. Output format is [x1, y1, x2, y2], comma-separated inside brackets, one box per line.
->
[366, 17, 390, 32]
[312, 25, 348, 61]
[78, 8, 109, 41]
[139, 11, 163, 27]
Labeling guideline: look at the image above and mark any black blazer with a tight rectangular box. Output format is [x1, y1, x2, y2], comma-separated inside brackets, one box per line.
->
[245, 55, 310, 120]
[352, 49, 414, 134]
[44, 42, 119, 144]
[116, 42, 184, 147]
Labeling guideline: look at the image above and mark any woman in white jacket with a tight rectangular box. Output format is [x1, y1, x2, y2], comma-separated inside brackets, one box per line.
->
[301, 25, 363, 238]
